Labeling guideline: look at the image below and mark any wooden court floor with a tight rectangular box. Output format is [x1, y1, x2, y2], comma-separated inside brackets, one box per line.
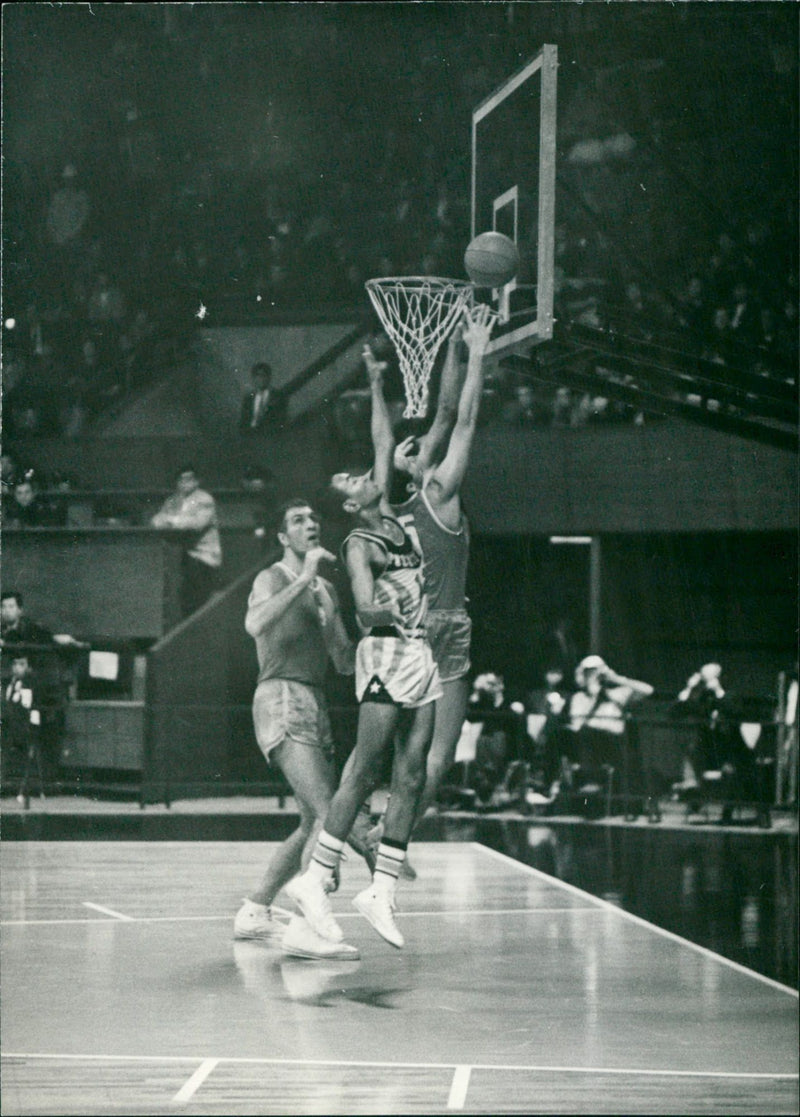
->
[1, 841, 797, 1115]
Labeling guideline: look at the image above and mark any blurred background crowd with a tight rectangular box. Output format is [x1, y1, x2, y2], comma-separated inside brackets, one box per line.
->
[3, 3, 796, 443]
[2, 4, 797, 819]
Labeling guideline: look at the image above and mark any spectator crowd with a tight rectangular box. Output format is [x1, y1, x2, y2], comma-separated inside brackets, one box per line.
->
[4, 5, 796, 446]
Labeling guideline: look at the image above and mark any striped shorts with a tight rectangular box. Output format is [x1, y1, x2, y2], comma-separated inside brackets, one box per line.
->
[355, 635, 442, 709]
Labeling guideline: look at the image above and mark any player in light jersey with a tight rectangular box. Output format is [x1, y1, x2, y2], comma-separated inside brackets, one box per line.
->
[286, 342, 441, 949]
[390, 302, 496, 826]
[233, 499, 365, 961]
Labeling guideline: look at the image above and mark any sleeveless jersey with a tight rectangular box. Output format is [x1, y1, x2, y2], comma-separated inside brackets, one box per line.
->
[342, 516, 427, 635]
[249, 563, 330, 687]
[394, 485, 469, 612]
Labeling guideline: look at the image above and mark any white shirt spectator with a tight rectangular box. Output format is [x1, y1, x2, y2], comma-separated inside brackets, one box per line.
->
[151, 478, 222, 569]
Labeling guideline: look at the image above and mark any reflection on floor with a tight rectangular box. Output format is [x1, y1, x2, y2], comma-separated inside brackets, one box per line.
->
[423, 814, 798, 990]
[2, 840, 796, 1116]
[2, 793, 797, 990]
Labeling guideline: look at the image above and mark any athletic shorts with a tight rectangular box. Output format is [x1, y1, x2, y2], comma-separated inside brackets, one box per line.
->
[355, 635, 442, 709]
[426, 609, 472, 683]
[252, 679, 334, 761]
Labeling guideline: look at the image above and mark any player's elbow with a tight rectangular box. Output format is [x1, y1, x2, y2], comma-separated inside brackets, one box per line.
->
[355, 606, 373, 630]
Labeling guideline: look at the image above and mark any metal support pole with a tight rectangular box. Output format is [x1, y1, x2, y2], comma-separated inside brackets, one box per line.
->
[590, 536, 602, 654]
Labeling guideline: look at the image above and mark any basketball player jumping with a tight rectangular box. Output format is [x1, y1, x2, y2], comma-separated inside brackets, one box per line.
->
[376, 301, 497, 844]
[286, 338, 444, 949]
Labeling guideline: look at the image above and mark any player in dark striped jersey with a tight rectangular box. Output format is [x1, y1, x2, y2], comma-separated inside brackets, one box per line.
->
[287, 343, 441, 949]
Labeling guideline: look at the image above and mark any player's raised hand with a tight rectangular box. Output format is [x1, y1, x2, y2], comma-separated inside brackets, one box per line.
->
[301, 546, 336, 581]
[363, 344, 388, 383]
[462, 301, 497, 354]
[393, 435, 419, 474]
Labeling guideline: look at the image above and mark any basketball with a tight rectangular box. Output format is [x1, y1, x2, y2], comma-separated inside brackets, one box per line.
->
[464, 231, 520, 288]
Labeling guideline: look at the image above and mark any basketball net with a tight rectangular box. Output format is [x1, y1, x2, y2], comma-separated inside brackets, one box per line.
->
[365, 276, 474, 418]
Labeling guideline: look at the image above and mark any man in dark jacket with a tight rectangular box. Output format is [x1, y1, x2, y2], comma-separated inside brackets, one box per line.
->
[239, 362, 287, 435]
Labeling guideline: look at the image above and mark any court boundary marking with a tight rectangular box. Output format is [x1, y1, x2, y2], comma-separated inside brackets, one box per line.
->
[472, 842, 800, 998]
[2, 841, 796, 997]
[0, 905, 596, 928]
[2, 848, 797, 1111]
[3, 1053, 795, 1115]
[2, 1051, 797, 1080]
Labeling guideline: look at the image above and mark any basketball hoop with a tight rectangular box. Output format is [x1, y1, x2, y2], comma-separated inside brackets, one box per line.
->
[365, 276, 473, 418]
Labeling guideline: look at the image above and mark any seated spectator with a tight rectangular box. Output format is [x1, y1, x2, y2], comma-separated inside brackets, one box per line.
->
[150, 466, 223, 618]
[672, 662, 758, 815]
[1, 590, 85, 655]
[564, 655, 653, 803]
[551, 386, 575, 427]
[1, 592, 85, 789]
[2, 594, 46, 647]
[1, 591, 55, 647]
[525, 666, 570, 794]
[463, 673, 527, 807]
[2, 476, 64, 528]
[2, 451, 24, 494]
[468, 671, 508, 719]
[502, 382, 548, 426]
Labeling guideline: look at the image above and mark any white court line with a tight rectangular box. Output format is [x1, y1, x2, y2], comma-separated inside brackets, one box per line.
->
[81, 902, 134, 921]
[0, 906, 591, 927]
[447, 1064, 471, 1108]
[1, 915, 233, 927]
[171, 1058, 218, 1103]
[472, 842, 800, 998]
[2, 1052, 796, 1080]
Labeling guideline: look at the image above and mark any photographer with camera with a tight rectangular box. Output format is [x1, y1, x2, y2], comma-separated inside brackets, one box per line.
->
[564, 655, 653, 811]
[673, 662, 759, 818]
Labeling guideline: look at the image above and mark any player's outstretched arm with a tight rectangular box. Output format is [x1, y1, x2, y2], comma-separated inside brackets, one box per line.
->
[429, 303, 496, 502]
[363, 344, 395, 501]
[414, 325, 465, 472]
